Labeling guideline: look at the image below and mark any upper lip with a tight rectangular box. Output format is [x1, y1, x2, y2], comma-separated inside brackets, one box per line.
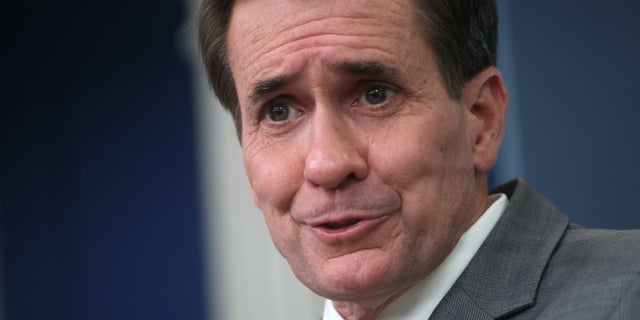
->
[291, 181, 402, 231]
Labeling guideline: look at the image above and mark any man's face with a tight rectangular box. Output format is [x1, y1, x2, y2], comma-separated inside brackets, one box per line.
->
[227, 0, 491, 302]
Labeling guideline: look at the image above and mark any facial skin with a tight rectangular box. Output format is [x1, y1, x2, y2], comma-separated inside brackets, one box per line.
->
[226, 0, 507, 318]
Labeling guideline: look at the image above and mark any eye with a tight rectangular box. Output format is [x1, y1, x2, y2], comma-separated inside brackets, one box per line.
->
[263, 102, 300, 122]
[360, 85, 395, 107]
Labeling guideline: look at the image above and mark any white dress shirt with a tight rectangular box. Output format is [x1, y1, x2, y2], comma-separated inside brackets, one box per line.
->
[323, 194, 508, 320]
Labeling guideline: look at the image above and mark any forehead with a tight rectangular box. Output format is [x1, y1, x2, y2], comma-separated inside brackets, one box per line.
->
[226, 0, 426, 93]
[228, 0, 418, 44]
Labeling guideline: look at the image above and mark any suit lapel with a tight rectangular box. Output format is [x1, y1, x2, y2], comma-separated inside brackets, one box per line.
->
[429, 283, 493, 319]
[430, 179, 569, 319]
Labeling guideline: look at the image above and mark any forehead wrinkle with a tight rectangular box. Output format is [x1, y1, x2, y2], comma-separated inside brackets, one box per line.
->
[230, 6, 415, 73]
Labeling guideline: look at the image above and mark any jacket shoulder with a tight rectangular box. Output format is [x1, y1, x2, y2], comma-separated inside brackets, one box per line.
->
[523, 227, 640, 319]
[560, 225, 640, 270]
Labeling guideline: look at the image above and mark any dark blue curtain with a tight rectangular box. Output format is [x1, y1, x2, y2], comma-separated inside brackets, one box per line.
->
[3, 1, 207, 319]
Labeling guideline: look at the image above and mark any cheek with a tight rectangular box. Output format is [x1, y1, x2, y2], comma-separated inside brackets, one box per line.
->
[244, 146, 307, 259]
[368, 114, 476, 221]
[367, 120, 442, 191]
[243, 145, 303, 212]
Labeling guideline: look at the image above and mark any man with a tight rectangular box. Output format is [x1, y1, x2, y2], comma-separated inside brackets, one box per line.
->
[198, 0, 640, 319]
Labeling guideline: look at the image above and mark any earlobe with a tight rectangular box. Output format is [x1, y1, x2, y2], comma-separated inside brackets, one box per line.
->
[464, 67, 509, 174]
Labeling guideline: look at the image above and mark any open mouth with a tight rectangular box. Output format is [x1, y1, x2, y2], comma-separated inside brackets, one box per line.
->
[310, 215, 388, 241]
[321, 219, 362, 230]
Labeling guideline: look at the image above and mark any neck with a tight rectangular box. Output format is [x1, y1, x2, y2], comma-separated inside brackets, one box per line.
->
[332, 287, 410, 320]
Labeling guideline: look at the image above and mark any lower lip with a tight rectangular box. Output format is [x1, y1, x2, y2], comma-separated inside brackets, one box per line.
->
[309, 215, 389, 243]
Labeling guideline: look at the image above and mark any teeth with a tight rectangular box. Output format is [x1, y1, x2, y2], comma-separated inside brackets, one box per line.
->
[324, 219, 360, 230]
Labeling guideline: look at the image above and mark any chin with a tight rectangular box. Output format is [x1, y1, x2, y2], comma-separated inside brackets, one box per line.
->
[298, 253, 409, 301]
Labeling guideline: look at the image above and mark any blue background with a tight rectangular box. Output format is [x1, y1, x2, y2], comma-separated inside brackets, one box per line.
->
[2, 1, 639, 319]
[3, 1, 206, 319]
[494, 0, 640, 229]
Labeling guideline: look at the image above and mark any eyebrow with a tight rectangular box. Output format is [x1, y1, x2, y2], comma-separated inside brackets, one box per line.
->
[248, 60, 398, 104]
[328, 60, 398, 79]
[250, 73, 297, 105]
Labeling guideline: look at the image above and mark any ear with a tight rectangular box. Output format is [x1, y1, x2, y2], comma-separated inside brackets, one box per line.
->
[462, 67, 508, 174]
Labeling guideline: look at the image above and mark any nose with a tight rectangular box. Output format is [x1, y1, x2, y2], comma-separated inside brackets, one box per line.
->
[303, 108, 368, 189]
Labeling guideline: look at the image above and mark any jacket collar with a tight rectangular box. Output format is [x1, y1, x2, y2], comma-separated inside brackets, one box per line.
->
[431, 178, 569, 319]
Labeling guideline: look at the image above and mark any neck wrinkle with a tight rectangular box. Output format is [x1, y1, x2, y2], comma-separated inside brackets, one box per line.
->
[332, 286, 412, 320]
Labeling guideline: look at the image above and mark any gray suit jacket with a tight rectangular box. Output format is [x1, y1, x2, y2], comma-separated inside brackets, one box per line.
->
[430, 178, 640, 319]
